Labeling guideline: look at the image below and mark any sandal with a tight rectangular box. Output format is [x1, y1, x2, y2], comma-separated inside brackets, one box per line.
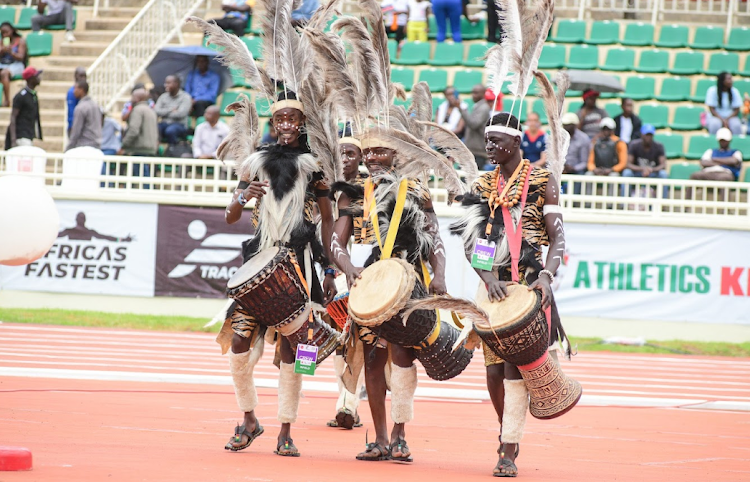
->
[355, 442, 391, 461]
[224, 423, 264, 452]
[493, 444, 520, 478]
[274, 437, 300, 457]
[389, 438, 413, 463]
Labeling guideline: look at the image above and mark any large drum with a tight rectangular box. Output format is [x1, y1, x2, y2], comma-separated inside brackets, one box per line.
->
[474, 284, 582, 420]
[284, 312, 340, 364]
[414, 320, 474, 381]
[326, 292, 350, 329]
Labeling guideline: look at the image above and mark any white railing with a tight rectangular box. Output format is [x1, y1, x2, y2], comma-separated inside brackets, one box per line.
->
[576, 0, 749, 27]
[87, 0, 206, 112]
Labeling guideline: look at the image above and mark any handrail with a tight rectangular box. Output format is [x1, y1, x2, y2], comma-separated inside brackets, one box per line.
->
[726, 0, 736, 40]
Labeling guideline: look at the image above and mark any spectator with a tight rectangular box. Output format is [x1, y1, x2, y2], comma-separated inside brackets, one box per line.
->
[0, 23, 27, 108]
[120, 88, 158, 157]
[210, 0, 253, 36]
[486, 0, 503, 44]
[486, 88, 502, 117]
[585, 117, 627, 177]
[100, 111, 122, 156]
[121, 83, 155, 122]
[406, 0, 430, 42]
[4, 67, 42, 149]
[192, 106, 229, 159]
[459, 83, 490, 171]
[291, 0, 320, 27]
[613, 98, 642, 144]
[382, 0, 408, 44]
[622, 124, 667, 180]
[66, 67, 86, 132]
[431, 0, 461, 43]
[690, 128, 743, 182]
[435, 86, 466, 137]
[705, 71, 743, 136]
[32, 0, 76, 43]
[577, 89, 608, 139]
[562, 112, 590, 174]
[184, 56, 220, 118]
[521, 112, 546, 168]
[155, 75, 192, 146]
[66, 80, 102, 151]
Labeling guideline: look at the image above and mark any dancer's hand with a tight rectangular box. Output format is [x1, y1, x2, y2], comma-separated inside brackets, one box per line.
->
[346, 267, 364, 288]
[429, 276, 447, 296]
[486, 279, 509, 302]
[242, 181, 269, 200]
[322, 274, 338, 305]
[528, 277, 552, 309]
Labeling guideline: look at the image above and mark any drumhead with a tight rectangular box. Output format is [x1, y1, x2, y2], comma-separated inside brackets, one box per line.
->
[349, 258, 410, 320]
[475, 283, 538, 330]
[226, 246, 280, 289]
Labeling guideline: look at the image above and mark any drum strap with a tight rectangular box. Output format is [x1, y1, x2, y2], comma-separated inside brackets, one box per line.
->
[501, 168, 533, 283]
[371, 178, 409, 260]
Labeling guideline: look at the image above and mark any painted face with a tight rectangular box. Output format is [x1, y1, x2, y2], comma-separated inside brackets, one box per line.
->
[272, 107, 304, 145]
[340, 143, 362, 178]
[485, 132, 519, 165]
[363, 146, 395, 175]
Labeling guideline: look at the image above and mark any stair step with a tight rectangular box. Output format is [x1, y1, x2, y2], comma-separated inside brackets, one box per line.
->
[69, 31, 120, 43]
[85, 18, 131, 31]
[59, 41, 108, 57]
[92, 7, 143, 18]
[38, 56, 98, 68]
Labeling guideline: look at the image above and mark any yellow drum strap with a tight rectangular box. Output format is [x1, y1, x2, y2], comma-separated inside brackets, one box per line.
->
[371, 178, 409, 259]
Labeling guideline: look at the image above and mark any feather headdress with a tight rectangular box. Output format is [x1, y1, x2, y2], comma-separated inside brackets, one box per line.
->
[506, 0, 554, 101]
[299, 74, 342, 185]
[358, 0, 394, 108]
[416, 121, 479, 185]
[534, 71, 571, 190]
[216, 94, 261, 166]
[257, 0, 309, 94]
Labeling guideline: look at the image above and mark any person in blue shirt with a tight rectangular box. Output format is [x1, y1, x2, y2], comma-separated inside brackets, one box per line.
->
[705, 72, 743, 136]
[184, 55, 220, 118]
[691, 127, 743, 182]
[210, 0, 253, 35]
[291, 0, 319, 27]
[66, 67, 86, 133]
[521, 111, 547, 168]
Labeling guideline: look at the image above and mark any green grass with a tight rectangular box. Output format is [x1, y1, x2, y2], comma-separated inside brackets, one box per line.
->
[570, 337, 750, 357]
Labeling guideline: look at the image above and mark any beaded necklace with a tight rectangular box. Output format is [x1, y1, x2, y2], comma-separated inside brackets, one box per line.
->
[485, 159, 531, 237]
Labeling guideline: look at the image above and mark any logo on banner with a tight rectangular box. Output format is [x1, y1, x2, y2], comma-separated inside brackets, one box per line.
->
[167, 219, 247, 280]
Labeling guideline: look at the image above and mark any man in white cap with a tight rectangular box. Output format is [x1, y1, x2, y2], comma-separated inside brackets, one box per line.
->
[585, 117, 627, 177]
[691, 127, 743, 182]
[562, 111, 591, 175]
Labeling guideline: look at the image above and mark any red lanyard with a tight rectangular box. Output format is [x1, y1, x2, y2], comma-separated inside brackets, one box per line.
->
[501, 167, 533, 282]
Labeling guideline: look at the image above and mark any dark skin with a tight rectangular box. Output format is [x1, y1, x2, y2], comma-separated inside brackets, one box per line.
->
[691, 138, 740, 182]
[224, 107, 336, 455]
[578, 94, 600, 130]
[442, 87, 466, 136]
[8, 74, 40, 148]
[626, 133, 666, 176]
[479, 129, 564, 476]
[0, 25, 26, 108]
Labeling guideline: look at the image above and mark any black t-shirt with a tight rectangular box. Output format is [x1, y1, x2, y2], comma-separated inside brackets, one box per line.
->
[5, 86, 41, 148]
[628, 139, 664, 168]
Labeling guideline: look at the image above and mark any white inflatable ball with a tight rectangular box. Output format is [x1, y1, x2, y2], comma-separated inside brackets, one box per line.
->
[0, 175, 60, 266]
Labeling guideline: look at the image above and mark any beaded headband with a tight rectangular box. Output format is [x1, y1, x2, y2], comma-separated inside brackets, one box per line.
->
[338, 136, 362, 148]
[271, 99, 305, 114]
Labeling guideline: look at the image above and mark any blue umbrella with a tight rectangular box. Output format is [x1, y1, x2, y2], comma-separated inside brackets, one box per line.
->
[146, 45, 234, 95]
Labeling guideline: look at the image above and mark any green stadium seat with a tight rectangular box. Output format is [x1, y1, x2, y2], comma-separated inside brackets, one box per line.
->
[600, 47, 635, 71]
[220, 92, 242, 116]
[669, 51, 704, 76]
[461, 17, 486, 40]
[230, 68, 250, 88]
[734, 79, 750, 98]
[567, 45, 599, 70]
[552, 19, 586, 43]
[685, 134, 715, 160]
[599, 75, 620, 99]
[427, 16, 439, 40]
[724, 27, 750, 51]
[394, 96, 413, 111]
[242, 36, 263, 59]
[26, 32, 52, 56]
[255, 96, 272, 117]
[45, 8, 76, 30]
[391, 67, 415, 91]
[623, 76, 655, 101]
[586, 21, 620, 45]
[567, 101, 582, 113]
[690, 78, 714, 103]
[706, 52, 739, 76]
[388, 39, 397, 60]
[635, 49, 669, 74]
[428, 42, 464, 66]
[502, 97, 527, 122]
[0, 5, 16, 25]
[393, 41, 430, 65]
[538, 43, 566, 69]
[671, 106, 704, 131]
[639, 104, 669, 129]
[655, 24, 688, 48]
[732, 136, 750, 160]
[418, 68, 448, 92]
[669, 162, 702, 180]
[453, 69, 483, 94]
[744, 170, 750, 183]
[654, 133, 684, 159]
[656, 77, 691, 102]
[690, 26, 724, 50]
[742, 57, 750, 77]
[463, 42, 490, 67]
[531, 98, 548, 124]
[621, 22, 654, 46]
[604, 102, 622, 118]
[15, 7, 34, 30]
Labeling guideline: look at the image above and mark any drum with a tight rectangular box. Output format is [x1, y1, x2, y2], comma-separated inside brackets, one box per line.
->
[326, 292, 349, 330]
[414, 321, 474, 381]
[348, 258, 436, 348]
[475, 283, 582, 420]
[284, 312, 340, 364]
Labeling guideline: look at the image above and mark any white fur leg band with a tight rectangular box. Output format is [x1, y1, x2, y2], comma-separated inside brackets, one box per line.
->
[277, 362, 303, 424]
[543, 204, 562, 215]
[229, 341, 264, 413]
[390, 364, 418, 424]
[501, 379, 529, 444]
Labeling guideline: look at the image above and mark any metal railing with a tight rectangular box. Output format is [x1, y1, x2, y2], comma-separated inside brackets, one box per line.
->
[87, 0, 206, 112]
[576, 0, 749, 28]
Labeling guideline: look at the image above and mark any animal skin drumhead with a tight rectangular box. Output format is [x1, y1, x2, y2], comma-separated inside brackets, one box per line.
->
[0, 176, 59, 266]
[226, 246, 280, 289]
[475, 283, 538, 331]
[348, 259, 408, 319]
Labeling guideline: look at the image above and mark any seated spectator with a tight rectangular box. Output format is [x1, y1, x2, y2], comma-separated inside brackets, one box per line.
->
[585, 117, 627, 177]
[459, 83, 490, 171]
[614, 98, 641, 144]
[622, 124, 667, 179]
[705, 72, 743, 136]
[211, 0, 253, 36]
[185, 56, 220, 118]
[690, 128, 743, 182]
[406, 0, 430, 42]
[435, 86, 466, 137]
[562, 112, 590, 175]
[577, 89, 608, 139]
[291, 0, 320, 27]
[382, 0, 408, 44]
[121, 83, 155, 122]
[101, 111, 122, 156]
[192, 106, 229, 159]
[32, 0, 76, 43]
[0, 23, 27, 108]
[119, 88, 158, 157]
[66, 81, 102, 151]
[66, 67, 86, 132]
[155, 75, 192, 146]
[521, 112, 546, 168]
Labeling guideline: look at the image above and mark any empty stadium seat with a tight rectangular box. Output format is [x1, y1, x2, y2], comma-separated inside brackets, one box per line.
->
[552, 19, 586, 43]
[26, 32, 52, 57]
[621, 22, 654, 46]
[635, 49, 669, 74]
[724, 27, 750, 51]
[394, 96, 412, 110]
[741, 57, 750, 78]
[567, 101, 582, 113]
[531, 98, 548, 124]
[45, 8, 76, 30]
[669, 51, 705, 76]
[600, 47, 635, 71]
[242, 36, 262, 59]
[731, 136, 750, 159]
[418, 68, 448, 92]
[685, 134, 715, 160]
[639, 104, 669, 129]
[586, 20, 620, 45]
[671, 106, 704, 131]
[690, 26, 724, 50]
[502, 98, 527, 122]
[15, 7, 34, 30]
[461, 17, 486, 40]
[0, 5, 16, 25]
[388, 39, 397, 60]
[655, 24, 688, 48]
[567, 45, 599, 70]
[220, 92, 242, 116]
[623, 76, 655, 101]
[706, 52, 739, 76]
[656, 77, 691, 102]
[230, 68, 250, 88]
[734, 79, 750, 98]
[428, 42, 464, 66]
[600, 75, 621, 99]
[393, 41, 430, 65]
[669, 162, 701, 179]
[463, 42, 490, 67]
[604, 103, 622, 118]
[654, 133, 684, 159]
[690, 78, 714, 103]
[566, 89, 583, 98]
[538, 43, 566, 69]
[391, 67, 415, 90]
[453, 69, 483, 94]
